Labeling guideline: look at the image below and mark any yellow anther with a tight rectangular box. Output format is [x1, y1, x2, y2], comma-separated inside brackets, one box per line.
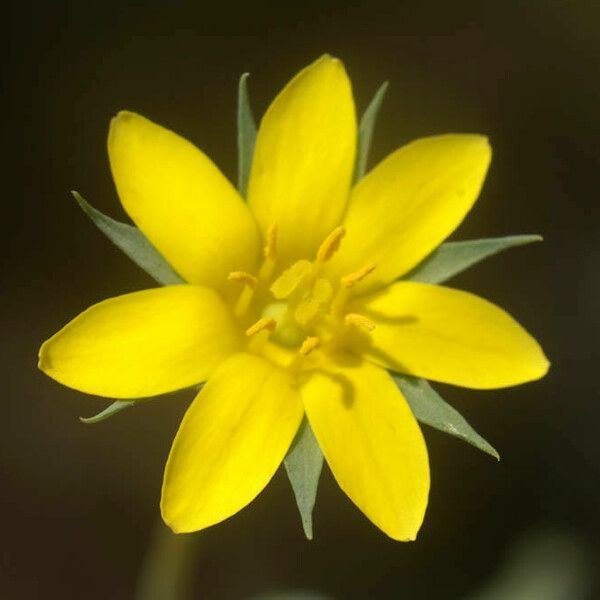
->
[341, 262, 376, 288]
[264, 223, 278, 261]
[344, 313, 376, 332]
[316, 226, 346, 263]
[299, 336, 320, 356]
[228, 271, 258, 288]
[246, 317, 276, 337]
[270, 260, 313, 299]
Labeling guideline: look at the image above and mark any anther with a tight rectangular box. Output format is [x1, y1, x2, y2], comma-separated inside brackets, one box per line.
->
[228, 271, 257, 288]
[340, 262, 376, 288]
[270, 260, 313, 299]
[344, 313, 376, 332]
[246, 317, 276, 337]
[264, 223, 278, 261]
[299, 336, 320, 356]
[316, 226, 346, 263]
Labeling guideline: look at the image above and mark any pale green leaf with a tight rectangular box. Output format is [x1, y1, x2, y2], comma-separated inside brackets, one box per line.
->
[355, 81, 389, 181]
[237, 73, 257, 198]
[284, 418, 324, 540]
[405, 235, 542, 285]
[79, 400, 135, 424]
[395, 375, 499, 459]
[73, 191, 184, 286]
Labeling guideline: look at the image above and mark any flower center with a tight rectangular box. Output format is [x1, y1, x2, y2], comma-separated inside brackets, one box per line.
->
[228, 225, 376, 364]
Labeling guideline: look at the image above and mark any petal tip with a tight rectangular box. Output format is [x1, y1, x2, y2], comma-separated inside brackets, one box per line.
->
[159, 497, 189, 534]
[539, 355, 551, 377]
[387, 524, 420, 542]
[467, 134, 492, 159]
[109, 110, 141, 138]
[161, 517, 187, 535]
[312, 53, 346, 75]
[316, 52, 335, 62]
[528, 343, 550, 382]
[113, 109, 137, 122]
[458, 133, 492, 157]
[37, 340, 51, 373]
[477, 135, 492, 160]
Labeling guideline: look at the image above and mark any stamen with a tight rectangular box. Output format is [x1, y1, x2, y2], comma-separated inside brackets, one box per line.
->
[299, 336, 320, 356]
[270, 260, 313, 299]
[341, 262, 376, 288]
[344, 313, 376, 332]
[316, 226, 346, 263]
[246, 317, 276, 337]
[234, 285, 254, 317]
[228, 271, 258, 288]
[264, 223, 278, 261]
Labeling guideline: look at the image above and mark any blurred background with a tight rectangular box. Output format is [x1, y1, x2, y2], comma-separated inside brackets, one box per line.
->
[3, 1, 599, 598]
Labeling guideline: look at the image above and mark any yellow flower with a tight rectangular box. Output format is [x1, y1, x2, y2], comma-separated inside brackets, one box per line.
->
[38, 55, 549, 541]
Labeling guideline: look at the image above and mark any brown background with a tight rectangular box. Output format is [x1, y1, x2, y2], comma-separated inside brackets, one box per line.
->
[3, 1, 599, 598]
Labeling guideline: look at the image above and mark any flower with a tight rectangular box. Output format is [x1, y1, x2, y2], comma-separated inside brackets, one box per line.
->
[38, 55, 549, 541]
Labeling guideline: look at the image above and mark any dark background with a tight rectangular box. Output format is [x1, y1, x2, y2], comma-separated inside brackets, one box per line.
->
[3, 1, 599, 598]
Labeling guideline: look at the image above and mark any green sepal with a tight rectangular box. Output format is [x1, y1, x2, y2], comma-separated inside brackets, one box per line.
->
[284, 418, 324, 540]
[237, 73, 257, 199]
[395, 375, 499, 460]
[405, 235, 542, 285]
[79, 400, 135, 424]
[79, 384, 204, 425]
[72, 191, 184, 286]
[355, 81, 389, 182]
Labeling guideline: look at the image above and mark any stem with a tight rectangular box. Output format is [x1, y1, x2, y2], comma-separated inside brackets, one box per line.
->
[135, 520, 199, 600]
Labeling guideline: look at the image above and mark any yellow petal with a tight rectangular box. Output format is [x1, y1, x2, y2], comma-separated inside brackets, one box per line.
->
[161, 353, 303, 533]
[325, 135, 491, 293]
[301, 354, 429, 541]
[108, 111, 260, 290]
[38, 285, 240, 398]
[349, 281, 550, 389]
[247, 55, 356, 266]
